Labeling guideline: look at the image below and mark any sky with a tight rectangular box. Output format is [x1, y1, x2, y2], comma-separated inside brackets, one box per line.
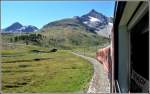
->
[1, 1, 115, 29]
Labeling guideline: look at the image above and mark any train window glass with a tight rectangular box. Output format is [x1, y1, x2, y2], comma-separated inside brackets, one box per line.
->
[130, 12, 149, 93]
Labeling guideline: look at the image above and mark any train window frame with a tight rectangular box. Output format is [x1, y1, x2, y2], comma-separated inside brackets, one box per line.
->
[129, 12, 149, 93]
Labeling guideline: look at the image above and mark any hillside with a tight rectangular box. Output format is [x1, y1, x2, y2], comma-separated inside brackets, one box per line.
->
[2, 10, 111, 50]
[40, 18, 109, 49]
[42, 9, 113, 37]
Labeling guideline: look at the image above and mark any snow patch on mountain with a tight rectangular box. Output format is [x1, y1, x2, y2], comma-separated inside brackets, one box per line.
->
[89, 16, 100, 22]
[78, 9, 113, 38]
[3, 22, 39, 33]
[96, 22, 113, 38]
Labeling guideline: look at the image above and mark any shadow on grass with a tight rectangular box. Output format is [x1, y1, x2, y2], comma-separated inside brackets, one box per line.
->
[2, 57, 53, 63]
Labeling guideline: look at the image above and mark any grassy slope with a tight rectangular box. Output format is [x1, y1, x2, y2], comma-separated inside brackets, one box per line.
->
[40, 27, 109, 49]
[1, 18, 110, 52]
[72, 42, 110, 58]
[2, 44, 93, 93]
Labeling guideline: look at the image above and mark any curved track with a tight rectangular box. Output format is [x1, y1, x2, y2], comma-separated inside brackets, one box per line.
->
[72, 52, 110, 93]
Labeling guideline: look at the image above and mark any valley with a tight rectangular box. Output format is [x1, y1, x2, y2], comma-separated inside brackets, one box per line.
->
[1, 9, 111, 93]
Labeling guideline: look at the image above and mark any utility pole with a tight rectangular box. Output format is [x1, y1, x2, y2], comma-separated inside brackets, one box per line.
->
[83, 47, 85, 56]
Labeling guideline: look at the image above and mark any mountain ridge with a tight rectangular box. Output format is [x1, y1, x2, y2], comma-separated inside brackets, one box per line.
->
[2, 9, 113, 38]
[2, 9, 110, 49]
[42, 9, 113, 37]
[3, 22, 39, 33]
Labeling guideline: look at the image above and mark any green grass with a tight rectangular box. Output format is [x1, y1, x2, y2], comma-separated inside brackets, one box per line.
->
[72, 42, 110, 58]
[2, 44, 93, 93]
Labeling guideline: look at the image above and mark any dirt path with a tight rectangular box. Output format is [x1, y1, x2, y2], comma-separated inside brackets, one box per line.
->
[72, 52, 110, 93]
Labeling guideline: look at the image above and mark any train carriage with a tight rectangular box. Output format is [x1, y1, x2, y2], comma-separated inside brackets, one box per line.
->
[112, 1, 149, 93]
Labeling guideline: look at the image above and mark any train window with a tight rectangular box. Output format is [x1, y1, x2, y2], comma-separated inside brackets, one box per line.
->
[130, 12, 149, 93]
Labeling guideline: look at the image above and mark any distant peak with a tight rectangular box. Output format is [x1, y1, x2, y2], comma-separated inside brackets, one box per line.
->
[12, 22, 23, 27]
[3, 22, 38, 32]
[28, 25, 34, 27]
[27, 25, 39, 29]
[89, 9, 98, 14]
[87, 9, 102, 16]
[13, 22, 21, 25]
[91, 9, 96, 12]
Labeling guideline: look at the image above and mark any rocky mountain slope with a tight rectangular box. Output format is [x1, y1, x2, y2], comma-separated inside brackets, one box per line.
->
[42, 9, 113, 38]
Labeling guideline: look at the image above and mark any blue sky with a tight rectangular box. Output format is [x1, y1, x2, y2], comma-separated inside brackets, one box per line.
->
[1, 1, 115, 29]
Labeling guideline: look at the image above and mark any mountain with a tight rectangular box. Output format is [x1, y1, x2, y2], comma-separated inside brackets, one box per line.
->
[39, 10, 111, 48]
[3, 22, 39, 33]
[78, 9, 113, 37]
[43, 18, 86, 31]
[41, 22, 109, 48]
[2, 10, 110, 49]
[80, 9, 108, 29]
[42, 9, 113, 38]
